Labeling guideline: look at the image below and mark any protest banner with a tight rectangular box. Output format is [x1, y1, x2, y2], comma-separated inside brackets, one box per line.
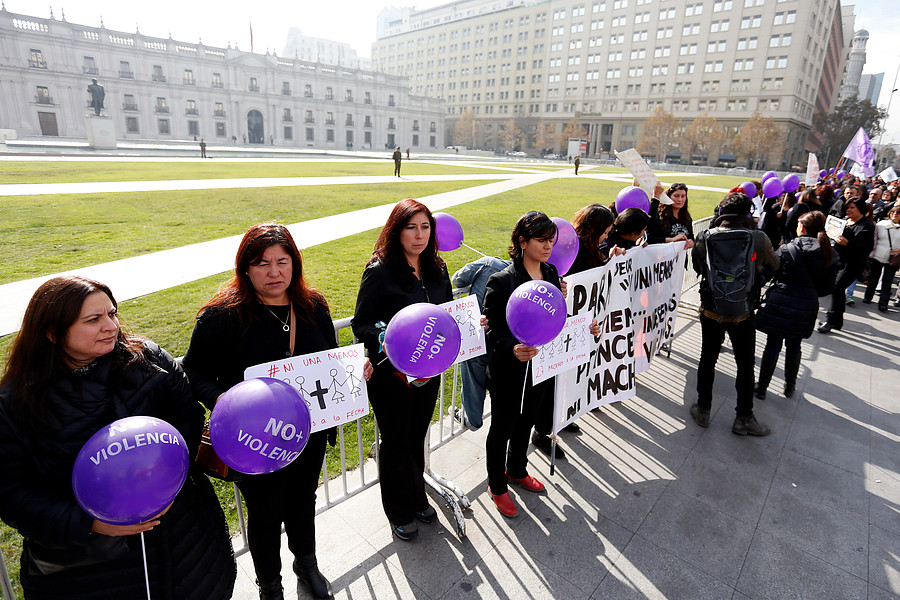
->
[824, 216, 846, 241]
[805, 153, 820, 186]
[879, 166, 898, 183]
[438, 295, 486, 364]
[552, 242, 686, 433]
[531, 313, 593, 385]
[244, 343, 369, 432]
[615, 148, 672, 205]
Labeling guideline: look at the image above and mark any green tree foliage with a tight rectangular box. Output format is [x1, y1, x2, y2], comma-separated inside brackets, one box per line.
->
[813, 97, 887, 165]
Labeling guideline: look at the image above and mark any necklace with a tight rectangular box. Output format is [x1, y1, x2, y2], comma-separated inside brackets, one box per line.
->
[262, 304, 291, 332]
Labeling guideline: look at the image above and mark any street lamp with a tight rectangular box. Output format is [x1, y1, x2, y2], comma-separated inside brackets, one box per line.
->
[875, 58, 900, 170]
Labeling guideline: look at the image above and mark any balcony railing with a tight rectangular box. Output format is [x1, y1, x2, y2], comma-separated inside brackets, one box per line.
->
[123, 103, 139, 111]
[325, 119, 335, 125]
[152, 74, 166, 82]
[364, 121, 372, 128]
[345, 120, 354, 127]
[186, 108, 199, 115]
[413, 125, 420, 131]
[119, 71, 134, 79]
[212, 81, 224, 89]
[214, 110, 226, 117]
[83, 67, 99, 75]
[155, 106, 169, 114]
[282, 89, 292, 96]
[364, 98, 372, 104]
[430, 126, 437, 132]
[305, 118, 315, 124]
[183, 78, 196, 86]
[28, 59, 46, 68]
[35, 95, 53, 105]
[388, 123, 396, 130]
[248, 84, 260, 92]
[284, 115, 294, 122]
[304, 92, 313, 98]
[345, 96, 354, 102]
[325, 95, 334, 100]
[388, 101, 396, 107]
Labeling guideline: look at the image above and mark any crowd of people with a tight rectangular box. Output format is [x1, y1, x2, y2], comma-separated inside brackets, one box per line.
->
[0, 170, 898, 599]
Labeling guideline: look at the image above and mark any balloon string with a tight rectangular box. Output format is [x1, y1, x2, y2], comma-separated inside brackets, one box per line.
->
[520, 360, 530, 414]
[141, 531, 151, 600]
[461, 243, 488, 258]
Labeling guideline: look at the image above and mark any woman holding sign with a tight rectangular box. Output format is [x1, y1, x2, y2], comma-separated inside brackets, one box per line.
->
[352, 199, 453, 541]
[184, 223, 366, 600]
[0, 276, 235, 599]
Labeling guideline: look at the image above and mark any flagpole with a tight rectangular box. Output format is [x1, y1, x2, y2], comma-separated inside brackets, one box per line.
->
[875, 57, 900, 171]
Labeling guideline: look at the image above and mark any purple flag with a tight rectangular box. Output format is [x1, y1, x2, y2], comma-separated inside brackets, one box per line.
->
[841, 127, 875, 177]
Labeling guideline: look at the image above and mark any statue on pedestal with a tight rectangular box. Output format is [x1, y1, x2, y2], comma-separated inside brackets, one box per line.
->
[87, 78, 105, 116]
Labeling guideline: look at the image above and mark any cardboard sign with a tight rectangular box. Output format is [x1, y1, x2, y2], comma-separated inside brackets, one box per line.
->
[825, 216, 846, 241]
[806, 153, 820, 186]
[531, 313, 593, 385]
[615, 148, 672, 205]
[438, 296, 487, 364]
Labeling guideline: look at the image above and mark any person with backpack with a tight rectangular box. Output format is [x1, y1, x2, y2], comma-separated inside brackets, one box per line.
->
[689, 192, 779, 436]
[755, 211, 836, 400]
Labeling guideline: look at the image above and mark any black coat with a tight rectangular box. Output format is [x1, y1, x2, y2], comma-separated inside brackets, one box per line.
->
[0, 343, 235, 600]
[756, 236, 835, 339]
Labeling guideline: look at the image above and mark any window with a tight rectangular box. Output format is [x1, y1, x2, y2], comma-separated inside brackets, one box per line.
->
[388, 94, 396, 106]
[125, 117, 139, 133]
[284, 108, 293, 122]
[35, 86, 51, 104]
[158, 119, 170, 134]
[326, 129, 335, 142]
[737, 37, 758, 50]
[713, 0, 733, 11]
[188, 121, 199, 136]
[710, 20, 730, 32]
[682, 24, 700, 36]
[364, 91, 372, 104]
[215, 122, 226, 137]
[155, 97, 168, 113]
[249, 77, 259, 92]
[702, 80, 720, 92]
[741, 15, 762, 28]
[685, 3, 703, 15]
[306, 128, 314, 141]
[283, 81, 292, 96]
[284, 126, 293, 140]
[212, 72, 222, 88]
[29, 49, 46, 68]
[345, 113, 354, 126]
[123, 94, 137, 111]
[119, 61, 133, 78]
[677, 63, 695, 74]
[774, 11, 795, 24]
[214, 102, 225, 117]
[326, 112, 335, 125]
[183, 69, 194, 85]
[654, 46, 671, 57]
[83, 56, 98, 75]
[186, 99, 198, 115]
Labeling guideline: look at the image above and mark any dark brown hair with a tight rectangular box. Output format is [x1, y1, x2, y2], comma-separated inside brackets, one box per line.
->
[369, 198, 444, 282]
[572, 204, 615, 266]
[201, 222, 325, 322]
[508, 211, 557, 261]
[798, 211, 832, 266]
[659, 183, 693, 231]
[799, 189, 820, 207]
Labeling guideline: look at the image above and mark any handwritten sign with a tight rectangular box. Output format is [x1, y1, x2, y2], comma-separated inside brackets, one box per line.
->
[825, 216, 846, 241]
[879, 166, 898, 183]
[531, 313, 592, 385]
[615, 148, 672, 205]
[806, 153, 820, 186]
[437, 296, 486, 364]
[244, 344, 369, 432]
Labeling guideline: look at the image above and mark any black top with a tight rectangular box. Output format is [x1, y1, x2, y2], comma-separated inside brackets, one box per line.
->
[835, 218, 875, 273]
[647, 198, 694, 245]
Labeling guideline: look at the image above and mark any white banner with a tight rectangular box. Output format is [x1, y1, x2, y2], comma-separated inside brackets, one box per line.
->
[552, 242, 686, 433]
[438, 295, 487, 364]
[531, 313, 593, 385]
[615, 148, 672, 205]
[244, 344, 370, 432]
[806, 153, 820, 186]
[879, 166, 898, 183]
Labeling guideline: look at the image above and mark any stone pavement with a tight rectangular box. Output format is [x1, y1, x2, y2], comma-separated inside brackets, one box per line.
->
[229, 289, 900, 600]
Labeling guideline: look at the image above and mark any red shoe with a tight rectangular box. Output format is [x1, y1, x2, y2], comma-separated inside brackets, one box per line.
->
[489, 488, 518, 518]
[507, 473, 545, 493]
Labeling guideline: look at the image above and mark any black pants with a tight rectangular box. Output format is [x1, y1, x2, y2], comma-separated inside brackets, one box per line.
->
[237, 429, 328, 584]
[864, 260, 899, 310]
[826, 264, 859, 328]
[696, 313, 756, 417]
[485, 361, 554, 494]
[394, 161, 401, 176]
[368, 365, 438, 525]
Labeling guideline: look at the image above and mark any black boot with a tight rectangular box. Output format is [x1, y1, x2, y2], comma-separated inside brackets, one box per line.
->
[257, 577, 284, 600]
[755, 353, 777, 400]
[783, 352, 801, 398]
[294, 555, 335, 600]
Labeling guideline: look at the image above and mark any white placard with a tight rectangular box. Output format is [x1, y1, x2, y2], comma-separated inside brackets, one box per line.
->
[879, 166, 898, 183]
[531, 313, 593, 385]
[438, 296, 486, 364]
[614, 148, 672, 205]
[244, 344, 369, 432]
[806, 153, 820, 186]
[824, 216, 846, 241]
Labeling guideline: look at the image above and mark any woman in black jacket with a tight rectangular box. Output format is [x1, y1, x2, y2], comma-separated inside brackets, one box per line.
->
[183, 223, 365, 600]
[351, 199, 453, 541]
[756, 212, 835, 398]
[0, 276, 235, 600]
[598, 207, 651, 259]
[647, 183, 695, 247]
[569, 203, 616, 274]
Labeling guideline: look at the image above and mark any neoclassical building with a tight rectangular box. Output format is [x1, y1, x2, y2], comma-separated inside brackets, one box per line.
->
[0, 8, 443, 150]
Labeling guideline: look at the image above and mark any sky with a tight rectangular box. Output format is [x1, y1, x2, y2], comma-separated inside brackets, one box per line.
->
[7, 0, 900, 145]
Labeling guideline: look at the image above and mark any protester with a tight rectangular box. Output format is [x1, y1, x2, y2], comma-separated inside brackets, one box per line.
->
[863, 203, 900, 312]
[0, 276, 236, 600]
[689, 193, 779, 435]
[184, 223, 366, 600]
[647, 183, 695, 248]
[450, 255, 511, 429]
[755, 212, 835, 399]
[598, 207, 650, 258]
[570, 203, 617, 273]
[352, 199, 453, 540]
[818, 197, 875, 333]
[783, 189, 820, 244]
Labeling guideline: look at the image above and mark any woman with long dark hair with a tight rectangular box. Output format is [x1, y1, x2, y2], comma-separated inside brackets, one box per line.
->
[352, 199, 453, 541]
[570, 203, 616, 273]
[755, 212, 836, 398]
[782, 189, 820, 244]
[184, 223, 365, 600]
[598, 207, 651, 258]
[0, 276, 235, 600]
[648, 183, 695, 247]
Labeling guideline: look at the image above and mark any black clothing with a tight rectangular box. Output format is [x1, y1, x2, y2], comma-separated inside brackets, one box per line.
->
[351, 259, 453, 525]
[825, 218, 875, 329]
[483, 261, 560, 494]
[392, 150, 402, 176]
[182, 300, 336, 586]
[0, 343, 235, 600]
[782, 201, 813, 243]
[760, 197, 783, 249]
[598, 231, 640, 260]
[569, 244, 606, 274]
[647, 198, 694, 245]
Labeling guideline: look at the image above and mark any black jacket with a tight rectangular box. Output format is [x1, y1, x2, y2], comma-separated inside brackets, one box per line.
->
[0, 343, 235, 600]
[835, 218, 876, 275]
[647, 198, 694, 245]
[756, 236, 836, 339]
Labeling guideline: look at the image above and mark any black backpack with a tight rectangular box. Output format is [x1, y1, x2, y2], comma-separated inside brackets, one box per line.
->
[701, 227, 756, 318]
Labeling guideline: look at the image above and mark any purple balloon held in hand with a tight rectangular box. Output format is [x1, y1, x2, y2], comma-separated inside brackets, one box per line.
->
[210, 378, 312, 475]
[433, 212, 464, 251]
[819, 169, 828, 179]
[615, 186, 650, 214]
[72, 416, 189, 526]
[782, 173, 800, 194]
[384, 302, 462, 379]
[762, 177, 784, 199]
[547, 217, 578, 276]
[836, 170, 846, 179]
[506, 280, 566, 347]
[740, 182, 757, 198]
[761, 171, 778, 182]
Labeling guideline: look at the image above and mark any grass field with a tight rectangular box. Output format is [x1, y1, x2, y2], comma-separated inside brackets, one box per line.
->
[0, 157, 745, 598]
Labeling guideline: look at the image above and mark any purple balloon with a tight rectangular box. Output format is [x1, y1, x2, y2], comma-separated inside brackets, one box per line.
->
[506, 280, 567, 347]
[829, 168, 835, 174]
[740, 181, 757, 198]
[615, 186, 650, 214]
[761, 171, 778, 182]
[72, 416, 189, 526]
[782, 173, 800, 194]
[837, 170, 846, 179]
[547, 217, 578, 276]
[819, 169, 828, 179]
[433, 212, 464, 251]
[210, 378, 312, 475]
[762, 177, 784, 199]
[384, 303, 462, 379]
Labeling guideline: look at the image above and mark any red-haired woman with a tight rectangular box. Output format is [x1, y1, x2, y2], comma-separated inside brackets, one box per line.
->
[183, 223, 370, 600]
[352, 199, 453, 541]
[0, 276, 235, 600]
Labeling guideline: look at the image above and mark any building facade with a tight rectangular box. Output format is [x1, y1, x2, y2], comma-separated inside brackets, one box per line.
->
[373, 0, 848, 167]
[858, 72, 883, 106]
[0, 8, 443, 151]
[839, 28, 867, 101]
[282, 28, 372, 71]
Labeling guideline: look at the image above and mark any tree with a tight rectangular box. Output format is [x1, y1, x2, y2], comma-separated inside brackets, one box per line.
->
[813, 97, 887, 167]
[682, 113, 724, 165]
[533, 120, 557, 153]
[638, 106, 678, 161]
[558, 117, 583, 151]
[452, 109, 476, 148]
[733, 111, 782, 170]
[498, 118, 524, 152]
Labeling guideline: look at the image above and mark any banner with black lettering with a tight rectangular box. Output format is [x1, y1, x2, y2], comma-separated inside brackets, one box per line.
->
[553, 242, 686, 433]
